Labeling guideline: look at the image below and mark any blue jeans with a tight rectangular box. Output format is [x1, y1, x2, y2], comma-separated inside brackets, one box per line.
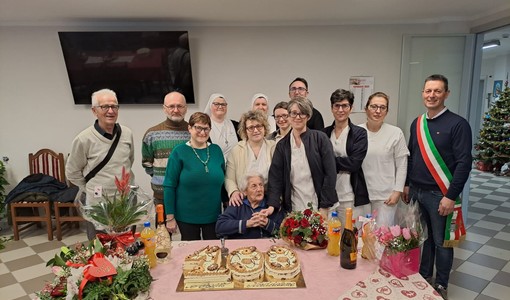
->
[409, 185, 453, 288]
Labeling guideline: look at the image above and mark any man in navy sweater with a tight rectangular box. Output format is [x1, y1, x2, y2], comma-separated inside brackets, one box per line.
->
[403, 74, 472, 300]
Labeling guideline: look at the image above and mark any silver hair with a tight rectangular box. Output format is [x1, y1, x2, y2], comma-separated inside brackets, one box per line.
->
[238, 171, 265, 193]
[91, 89, 117, 107]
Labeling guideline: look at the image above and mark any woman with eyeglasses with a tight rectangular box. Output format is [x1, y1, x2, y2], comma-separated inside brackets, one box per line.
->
[269, 101, 291, 142]
[359, 92, 409, 226]
[163, 112, 225, 240]
[225, 110, 276, 206]
[204, 93, 240, 161]
[263, 97, 338, 219]
[251, 93, 277, 132]
[323, 89, 369, 226]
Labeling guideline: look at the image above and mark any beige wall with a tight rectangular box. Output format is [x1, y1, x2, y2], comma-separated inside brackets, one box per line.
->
[0, 23, 469, 192]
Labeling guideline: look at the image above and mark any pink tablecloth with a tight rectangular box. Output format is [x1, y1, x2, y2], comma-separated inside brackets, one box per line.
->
[150, 239, 378, 300]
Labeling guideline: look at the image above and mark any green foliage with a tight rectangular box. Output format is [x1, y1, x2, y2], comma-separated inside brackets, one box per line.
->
[474, 85, 510, 171]
[0, 160, 9, 215]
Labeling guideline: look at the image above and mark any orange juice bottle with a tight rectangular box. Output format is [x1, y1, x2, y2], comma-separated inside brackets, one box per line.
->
[140, 221, 157, 268]
[327, 211, 342, 256]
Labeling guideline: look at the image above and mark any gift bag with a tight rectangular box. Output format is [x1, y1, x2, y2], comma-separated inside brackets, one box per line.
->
[380, 247, 420, 278]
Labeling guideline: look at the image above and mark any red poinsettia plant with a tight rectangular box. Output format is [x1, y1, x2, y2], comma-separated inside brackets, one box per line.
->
[279, 203, 328, 250]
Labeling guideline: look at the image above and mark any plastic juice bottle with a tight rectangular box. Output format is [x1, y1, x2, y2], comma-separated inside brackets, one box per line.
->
[154, 204, 172, 264]
[140, 221, 157, 268]
[327, 211, 342, 256]
[340, 208, 357, 269]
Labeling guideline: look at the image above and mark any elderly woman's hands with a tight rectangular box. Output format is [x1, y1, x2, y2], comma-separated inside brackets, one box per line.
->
[247, 212, 269, 228]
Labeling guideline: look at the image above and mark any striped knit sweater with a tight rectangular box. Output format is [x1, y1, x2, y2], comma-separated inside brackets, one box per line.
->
[142, 118, 190, 200]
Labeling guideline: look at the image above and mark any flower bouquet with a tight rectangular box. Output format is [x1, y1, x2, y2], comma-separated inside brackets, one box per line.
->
[36, 239, 153, 300]
[373, 201, 427, 278]
[279, 203, 328, 250]
[78, 167, 154, 249]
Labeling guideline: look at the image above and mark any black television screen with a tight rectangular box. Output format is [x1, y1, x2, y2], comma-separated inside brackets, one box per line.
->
[58, 31, 195, 104]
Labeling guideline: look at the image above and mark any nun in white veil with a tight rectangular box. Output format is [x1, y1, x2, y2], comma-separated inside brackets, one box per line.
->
[204, 93, 240, 161]
[251, 93, 276, 132]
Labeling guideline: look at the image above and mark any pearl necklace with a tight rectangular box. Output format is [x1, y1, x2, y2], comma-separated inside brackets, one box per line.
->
[191, 143, 210, 173]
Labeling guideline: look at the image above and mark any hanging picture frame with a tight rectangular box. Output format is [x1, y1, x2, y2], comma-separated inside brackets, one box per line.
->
[493, 80, 503, 98]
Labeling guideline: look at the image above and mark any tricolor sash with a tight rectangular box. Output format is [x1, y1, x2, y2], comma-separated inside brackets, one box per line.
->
[416, 114, 466, 247]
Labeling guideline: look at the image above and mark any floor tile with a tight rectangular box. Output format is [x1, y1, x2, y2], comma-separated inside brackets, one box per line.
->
[0, 283, 27, 300]
[481, 282, 510, 299]
[501, 202, 510, 208]
[37, 248, 63, 262]
[0, 247, 36, 263]
[470, 189, 493, 195]
[0, 263, 9, 275]
[468, 207, 492, 215]
[488, 210, 510, 220]
[4, 255, 44, 272]
[454, 247, 474, 260]
[452, 257, 464, 271]
[472, 202, 498, 210]
[474, 294, 500, 300]
[496, 206, 510, 213]
[0, 272, 18, 288]
[491, 271, 510, 287]
[0, 240, 28, 253]
[485, 238, 510, 251]
[483, 194, 508, 202]
[19, 273, 55, 295]
[22, 233, 55, 247]
[11, 263, 49, 282]
[458, 240, 483, 253]
[493, 188, 510, 193]
[456, 261, 498, 281]
[467, 253, 508, 270]
[503, 261, 510, 273]
[467, 226, 498, 238]
[477, 245, 510, 261]
[501, 225, 510, 233]
[465, 232, 491, 244]
[466, 212, 485, 220]
[480, 183, 504, 188]
[30, 240, 66, 254]
[472, 221, 505, 231]
[12, 296, 32, 300]
[481, 215, 509, 225]
[447, 283, 479, 300]
[448, 270, 489, 293]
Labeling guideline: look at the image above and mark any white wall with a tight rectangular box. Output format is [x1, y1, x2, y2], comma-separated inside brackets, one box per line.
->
[0, 23, 468, 193]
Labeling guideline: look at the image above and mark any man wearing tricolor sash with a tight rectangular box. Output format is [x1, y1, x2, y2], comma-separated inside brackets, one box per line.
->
[403, 74, 472, 300]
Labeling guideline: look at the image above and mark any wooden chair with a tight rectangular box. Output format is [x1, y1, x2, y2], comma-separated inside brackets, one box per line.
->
[10, 149, 65, 240]
[53, 182, 85, 241]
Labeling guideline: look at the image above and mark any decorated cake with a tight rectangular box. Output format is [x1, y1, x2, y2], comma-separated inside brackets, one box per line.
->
[227, 246, 265, 286]
[264, 245, 301, 282]
[183, 245, 231, 283]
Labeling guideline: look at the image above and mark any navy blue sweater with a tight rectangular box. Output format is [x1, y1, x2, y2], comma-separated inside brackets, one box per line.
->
[407, 110, 472, 200]
[215, 198, 283, 239]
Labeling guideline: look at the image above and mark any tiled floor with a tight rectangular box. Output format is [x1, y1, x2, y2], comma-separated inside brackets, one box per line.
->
[0, 169, 509, 300]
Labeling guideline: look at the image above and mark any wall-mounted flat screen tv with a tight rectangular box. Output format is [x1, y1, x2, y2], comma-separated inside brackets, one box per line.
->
[58, 31, 195, 104]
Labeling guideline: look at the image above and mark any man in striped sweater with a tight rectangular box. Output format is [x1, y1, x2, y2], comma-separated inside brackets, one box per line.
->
[142, 91, 190, 207]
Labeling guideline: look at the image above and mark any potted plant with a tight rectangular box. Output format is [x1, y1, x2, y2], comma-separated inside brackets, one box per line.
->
[0, 160, 11, 250]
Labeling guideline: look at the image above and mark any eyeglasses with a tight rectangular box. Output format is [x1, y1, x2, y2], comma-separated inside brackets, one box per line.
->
[332, 103, 351, 111]
[95, 105, 119, 112]
[289, 111, 308, 119]
[193, 125, 211, 133]
[163, 104, 186, 110]
[289, 87, 307, 93]
[368, 104, 388, 112]
[274, 114, 289, 120]
[212, 102, 228, 107]
[246, 124, 264, 132]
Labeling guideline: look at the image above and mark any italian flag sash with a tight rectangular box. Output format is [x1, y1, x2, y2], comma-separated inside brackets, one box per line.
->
[416, 114, 466, 247]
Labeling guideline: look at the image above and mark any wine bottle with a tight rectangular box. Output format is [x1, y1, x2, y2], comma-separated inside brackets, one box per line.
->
[154, 204, 172, 264]
[340, 208, 357, 269]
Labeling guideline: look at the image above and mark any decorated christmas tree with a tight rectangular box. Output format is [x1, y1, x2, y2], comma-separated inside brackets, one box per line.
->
[474, 81, 510, 173]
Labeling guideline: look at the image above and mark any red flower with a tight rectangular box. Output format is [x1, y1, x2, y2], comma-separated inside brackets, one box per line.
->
[114, 166, 131, 198]
[294, 235, 303, 245]
[290, 219, 299, 229]
[300, 218, 310, 227]
[303, 209, 312, 217]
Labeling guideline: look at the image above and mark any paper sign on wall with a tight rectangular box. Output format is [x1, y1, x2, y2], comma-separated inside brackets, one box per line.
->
[349, 76, 374, 112]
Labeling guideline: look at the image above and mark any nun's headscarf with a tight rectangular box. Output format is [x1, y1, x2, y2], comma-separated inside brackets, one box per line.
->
[250, 93, 269, 114]
[204, 93, 226, 116]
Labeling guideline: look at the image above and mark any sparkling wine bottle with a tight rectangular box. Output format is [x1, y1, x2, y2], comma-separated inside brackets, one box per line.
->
[340, 208, 357, 269]
[154, 204, 172, 264]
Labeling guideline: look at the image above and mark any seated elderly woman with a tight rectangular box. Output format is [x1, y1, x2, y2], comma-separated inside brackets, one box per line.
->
[216, 172, 283, 239]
